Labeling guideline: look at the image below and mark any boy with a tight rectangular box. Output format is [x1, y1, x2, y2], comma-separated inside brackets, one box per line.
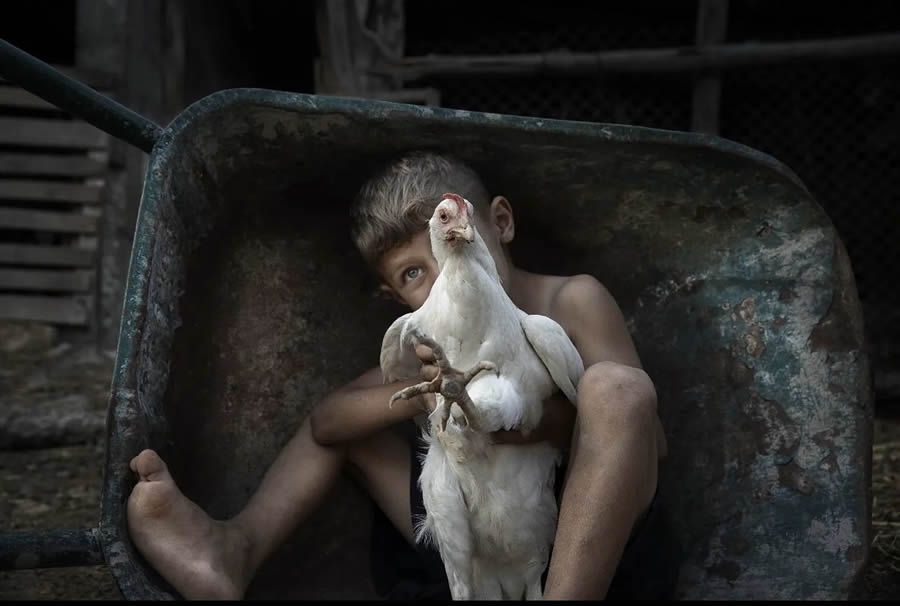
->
[126, 151, 679, 600]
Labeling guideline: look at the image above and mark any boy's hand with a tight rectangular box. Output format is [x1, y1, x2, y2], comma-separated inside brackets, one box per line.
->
[415, 344, 440, 381]
[415, 344, 574, 449]
[413, 344, 438, 413]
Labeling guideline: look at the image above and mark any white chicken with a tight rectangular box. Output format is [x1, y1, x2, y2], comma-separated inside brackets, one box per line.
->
[380, 193, 585, 600]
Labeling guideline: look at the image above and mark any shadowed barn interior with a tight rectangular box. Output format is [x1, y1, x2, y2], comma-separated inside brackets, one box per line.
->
[1, 0, 896, 600]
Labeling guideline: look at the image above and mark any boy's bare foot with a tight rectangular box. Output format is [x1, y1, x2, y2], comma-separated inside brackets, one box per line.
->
[127, 449, 252, 600]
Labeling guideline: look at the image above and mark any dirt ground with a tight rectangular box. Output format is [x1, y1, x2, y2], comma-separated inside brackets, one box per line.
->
[0, 441, 122, 600]
[1, 322, 899, 600]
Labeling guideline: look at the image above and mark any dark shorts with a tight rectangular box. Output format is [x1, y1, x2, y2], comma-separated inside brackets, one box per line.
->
[370, 427, 683, 600]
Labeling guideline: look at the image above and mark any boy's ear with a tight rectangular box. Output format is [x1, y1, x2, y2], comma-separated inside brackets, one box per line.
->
[377, 282, 406, 306]
[489, 195, 515, 244]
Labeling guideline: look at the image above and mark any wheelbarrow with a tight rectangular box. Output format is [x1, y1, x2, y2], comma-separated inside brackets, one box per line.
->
[0, 38, 873, 600]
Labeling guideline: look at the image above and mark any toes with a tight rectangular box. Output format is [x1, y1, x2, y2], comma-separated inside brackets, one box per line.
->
[450, 404, 469, 427]
[131, 449, 170, 482]
[478, 361, 498, 376]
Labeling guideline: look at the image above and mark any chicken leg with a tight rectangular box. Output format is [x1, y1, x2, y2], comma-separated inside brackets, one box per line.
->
[388, 328, 498, 432]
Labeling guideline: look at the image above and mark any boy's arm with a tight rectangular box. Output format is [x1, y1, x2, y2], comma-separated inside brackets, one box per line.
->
[308, 366, 430, 445]
[552, 273, 666, 453]
[490, 393, 576, 450]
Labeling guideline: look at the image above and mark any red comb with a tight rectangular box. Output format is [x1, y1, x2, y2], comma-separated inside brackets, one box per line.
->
[442, 192, 468, 216]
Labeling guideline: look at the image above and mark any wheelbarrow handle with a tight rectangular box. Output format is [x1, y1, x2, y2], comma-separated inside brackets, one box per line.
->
[0, 528, 103, 570]
[0, 38, 162, 153]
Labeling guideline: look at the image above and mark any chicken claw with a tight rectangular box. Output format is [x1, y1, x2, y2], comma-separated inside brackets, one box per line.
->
[388, 328, 500, 433]
[388, 374, 441, 409]
[429, 400, 451, 434]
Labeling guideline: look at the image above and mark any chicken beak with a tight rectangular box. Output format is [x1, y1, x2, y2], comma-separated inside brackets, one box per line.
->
[449, 224, 474, 243]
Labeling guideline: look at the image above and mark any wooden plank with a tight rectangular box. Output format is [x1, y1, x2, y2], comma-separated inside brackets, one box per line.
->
[0, 179, 103, 204]
[0, 208, 97, 233]
[0, 153, 106, 177]
[0, 268, 92, 292]
[0, 85, 58, 110]
[691, 0, 730, 135]
[315, 0, 405, 97]
[0, 118, 109, 149]
[0, 243, 95, 267]
[374, 32, 900, 79]
[0, 294, 87, 325]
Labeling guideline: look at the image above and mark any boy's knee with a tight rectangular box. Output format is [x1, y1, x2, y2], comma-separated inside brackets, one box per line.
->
[577, 362, 658, 438]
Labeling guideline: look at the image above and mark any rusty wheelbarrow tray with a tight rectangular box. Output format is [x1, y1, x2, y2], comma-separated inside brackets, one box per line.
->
[0, 39, 873, 599]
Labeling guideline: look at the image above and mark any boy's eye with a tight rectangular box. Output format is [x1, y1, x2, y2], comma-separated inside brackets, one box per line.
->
[403, 267, 422, 282]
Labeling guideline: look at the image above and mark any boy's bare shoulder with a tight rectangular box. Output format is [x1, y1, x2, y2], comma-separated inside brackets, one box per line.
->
[541, 273, 618, 318]
[543, 273, 642, 368]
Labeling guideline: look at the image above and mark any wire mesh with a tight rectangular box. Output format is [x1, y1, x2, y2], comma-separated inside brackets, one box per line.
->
[404, 2, 900, 368]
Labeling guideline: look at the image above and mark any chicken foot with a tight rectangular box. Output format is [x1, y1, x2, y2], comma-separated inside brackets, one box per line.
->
[389, 328, 498, 433]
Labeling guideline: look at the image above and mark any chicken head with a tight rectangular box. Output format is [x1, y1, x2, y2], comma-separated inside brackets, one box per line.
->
[430, 192, 475, 245]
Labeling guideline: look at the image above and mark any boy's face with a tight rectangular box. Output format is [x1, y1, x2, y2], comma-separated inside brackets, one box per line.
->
[376, 196, 515, 310]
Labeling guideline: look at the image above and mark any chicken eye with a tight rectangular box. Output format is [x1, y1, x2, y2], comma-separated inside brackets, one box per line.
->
[439, 211, 449, 223]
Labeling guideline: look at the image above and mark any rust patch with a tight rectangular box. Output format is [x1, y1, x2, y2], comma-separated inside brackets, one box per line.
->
[737, 298, 756, 323]
[772, 316, 787, 328]
[778, 288, 796, 302]
[812, 427, 842, 450]
[744, 324, 765, 357]
[742, 393, 800, 457]
[808, 293, 857, 353]
[811, 427, 842, 474]
[818, 451, 840, 473]
[777, 459, 816, 495]
[808, 241, 860, 353]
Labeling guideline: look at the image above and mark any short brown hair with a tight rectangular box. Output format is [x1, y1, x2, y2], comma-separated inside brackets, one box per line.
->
[350, 151, 490, 267]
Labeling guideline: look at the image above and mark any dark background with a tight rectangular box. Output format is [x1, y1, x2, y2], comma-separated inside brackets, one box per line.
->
[1, 0, 898, 600]
[3, 2, 897, 402]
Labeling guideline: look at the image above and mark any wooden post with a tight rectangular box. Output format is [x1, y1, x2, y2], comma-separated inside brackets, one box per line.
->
[76, 0, 185, 350]
[315, 0, 405, 96]
[315, 0, 439, 105]
[76, 0, 125, 347]
[691, 0, 729, 135]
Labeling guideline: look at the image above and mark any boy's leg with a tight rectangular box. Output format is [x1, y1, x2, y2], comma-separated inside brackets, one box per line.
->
[343, 427, 416, 545]
[127, 418, 415, 599]
[542, 361, 665, 600]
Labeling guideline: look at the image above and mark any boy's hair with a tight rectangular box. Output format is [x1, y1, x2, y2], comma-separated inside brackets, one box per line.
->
[350, 151, 491, 267]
